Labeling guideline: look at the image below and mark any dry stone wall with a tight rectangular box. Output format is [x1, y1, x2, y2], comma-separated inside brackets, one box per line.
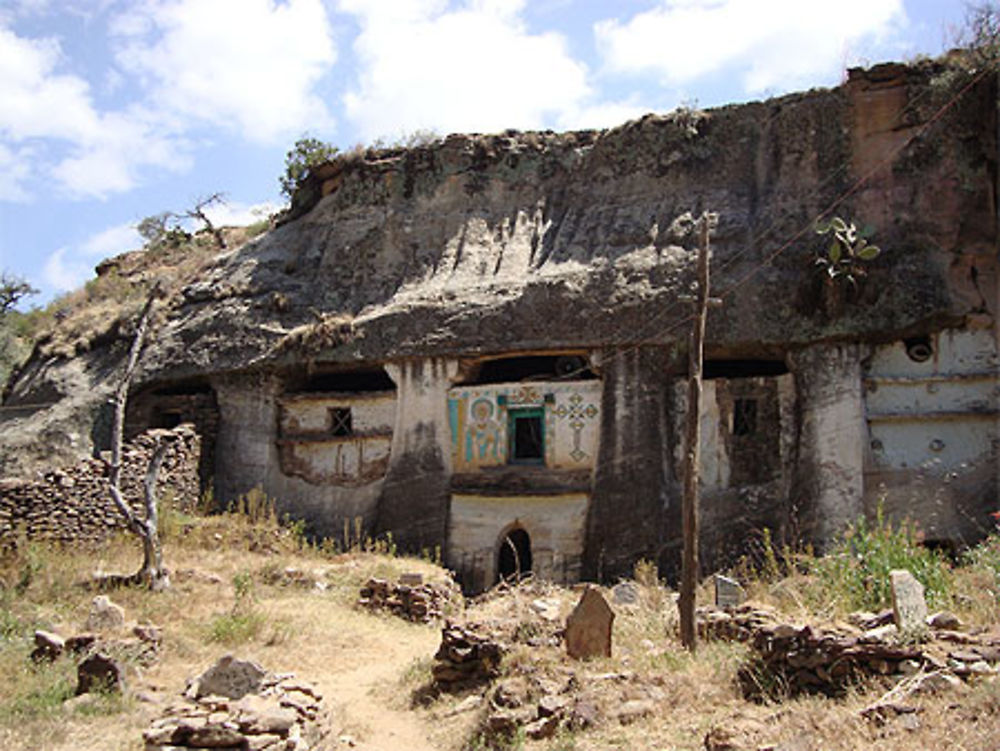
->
[0, 424, 201, 546]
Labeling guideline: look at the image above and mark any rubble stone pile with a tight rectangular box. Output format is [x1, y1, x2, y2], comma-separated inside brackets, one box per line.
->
[143, 656, 330, 751]
[698, 603, 1000, 698]
[357, 574, 460, 623]
[0, 425, 200, 546]
[432, 621, 506, 690]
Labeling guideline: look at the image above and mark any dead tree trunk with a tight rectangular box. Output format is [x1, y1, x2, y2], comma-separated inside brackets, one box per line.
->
[105, 288, 170, 590]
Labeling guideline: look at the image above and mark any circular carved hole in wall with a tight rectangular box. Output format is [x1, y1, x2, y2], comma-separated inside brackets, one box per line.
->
[904, 336, 933, 363]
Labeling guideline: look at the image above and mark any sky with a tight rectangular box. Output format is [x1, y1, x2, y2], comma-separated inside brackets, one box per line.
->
[0, 0, 971, 307]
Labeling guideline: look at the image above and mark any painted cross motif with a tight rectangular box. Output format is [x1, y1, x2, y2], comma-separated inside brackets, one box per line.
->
[554, 393, 599, 462]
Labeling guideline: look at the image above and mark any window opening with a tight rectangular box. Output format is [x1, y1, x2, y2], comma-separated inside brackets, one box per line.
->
[733, 398, 757, 436]
[329, 407, 352, 436]
[497, 528, 532, 582]
[509, 408, 544, 463]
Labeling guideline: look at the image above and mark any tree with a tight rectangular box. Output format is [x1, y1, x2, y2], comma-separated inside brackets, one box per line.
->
[182, 193, 228, 250]
[280, 136, 339, 199]
[104, 286, 171, 590]
[0, 273, 37, 315]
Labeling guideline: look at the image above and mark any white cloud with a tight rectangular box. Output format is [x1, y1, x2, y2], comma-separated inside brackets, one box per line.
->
[202, 199, 279, 227]
[42, 221, 143, 292]
[111, 0, 337, 143]
[595, 0, 905, 94]
[0, 26, 189, 199]
[339, 0, 592, 140]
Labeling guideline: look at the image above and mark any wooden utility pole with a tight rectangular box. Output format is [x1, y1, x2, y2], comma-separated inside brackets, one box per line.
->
[679, 212, 720, 651]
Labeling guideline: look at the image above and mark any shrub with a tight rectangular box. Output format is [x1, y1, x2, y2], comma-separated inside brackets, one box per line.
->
[810, 502, 952, 612]
[280, 136, 339, 199]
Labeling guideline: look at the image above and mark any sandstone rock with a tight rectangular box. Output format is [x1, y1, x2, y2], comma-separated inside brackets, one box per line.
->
[530, 598, 561, 621]
[188, 655, 267, 700]
[66, 632, 98, 654]
[912, 671, 964, 694]
[927, 611, 961, 631]
[568, 699, 599, 729]
[714, 575, 746, 609]
[524, 714, 559, 740]
[537, 694, 568, 718]
[31, 629, 65, 662]
[87, 595, 126, 632]
[77, 651, 124, 695]
[890, 570, 927, 634]
[565, 586, 614, 660]
[134, 624, 163, 644]
[611, 581, 640, 606]
[399, 572, 423, 587]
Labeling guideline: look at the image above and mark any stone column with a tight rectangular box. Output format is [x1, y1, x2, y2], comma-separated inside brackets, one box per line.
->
[211, 372, 282, 507]
[376, 358, 459, 553]
[583, 346, 673, 582]
[790, 343, 865, 548]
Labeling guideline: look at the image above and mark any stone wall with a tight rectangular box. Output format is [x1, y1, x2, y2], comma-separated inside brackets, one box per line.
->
[0, 425, 201, 545]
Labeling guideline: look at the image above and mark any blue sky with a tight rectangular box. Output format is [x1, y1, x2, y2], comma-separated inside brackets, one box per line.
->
[0, 0, 969, 306]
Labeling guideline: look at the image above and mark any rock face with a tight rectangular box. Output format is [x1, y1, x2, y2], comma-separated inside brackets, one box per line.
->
[2, 58, 997, 587]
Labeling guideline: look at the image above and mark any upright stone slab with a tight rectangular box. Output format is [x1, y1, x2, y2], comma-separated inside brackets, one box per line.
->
[565, 586, 614, 659]
[890, 569, 927, 634]
[714, 574, 746, 609]
[612, 581, 640, 606]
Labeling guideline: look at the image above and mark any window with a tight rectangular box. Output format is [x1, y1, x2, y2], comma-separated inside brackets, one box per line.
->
[509, 408, 544, 463]
[329, 407, 352, 436]
[732, 398, 757, 436]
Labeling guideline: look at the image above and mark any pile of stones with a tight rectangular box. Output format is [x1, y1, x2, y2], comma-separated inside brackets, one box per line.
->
[143, 656, 329, 751]
[31, 595, 161, 697]
[698, 603, 1000, 698]
[431, 621, 506, 689]
[0, 425, 200, 546]
[357, 573, 459, 623]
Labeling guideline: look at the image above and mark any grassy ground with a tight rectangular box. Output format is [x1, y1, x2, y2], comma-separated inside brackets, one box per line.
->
[1, 507, 999, 751]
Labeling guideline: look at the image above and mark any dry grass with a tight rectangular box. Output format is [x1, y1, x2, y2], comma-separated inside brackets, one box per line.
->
[2, 515, 999, 751]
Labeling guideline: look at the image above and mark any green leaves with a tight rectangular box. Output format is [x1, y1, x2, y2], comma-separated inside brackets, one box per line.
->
[814, 215, 882, 286]
[280, 136, 339, 199]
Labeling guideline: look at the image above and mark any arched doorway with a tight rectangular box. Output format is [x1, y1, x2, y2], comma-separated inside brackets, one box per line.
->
[497, 527, 532, 583]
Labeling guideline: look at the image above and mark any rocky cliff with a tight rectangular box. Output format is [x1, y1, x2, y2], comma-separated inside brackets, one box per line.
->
[2, 58, 996, 479]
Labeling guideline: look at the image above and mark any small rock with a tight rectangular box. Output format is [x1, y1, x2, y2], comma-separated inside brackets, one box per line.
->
[30, 630, 65, 662]
[77, 651, 124, 695]
[927, 611, 961, 631]
[133, 624, 162, 644]
[86, 595, 125, 632]
[399, 572, 424, 587]
[568, 700, 599, 729]
[614, 699, 654, 725]
[912, 671, 964, 694]
[704, 726, 744, 751]
[537, 694, 568, 718]
[612, 581, 640, 606]
[524, 714, 559, 740]
[530, 598, 561, 621]
[189, 655, 267, 700]
[65, 633, 98, 654]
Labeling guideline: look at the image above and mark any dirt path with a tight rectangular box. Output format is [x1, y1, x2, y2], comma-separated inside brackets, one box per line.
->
[312, 622, 443, 751]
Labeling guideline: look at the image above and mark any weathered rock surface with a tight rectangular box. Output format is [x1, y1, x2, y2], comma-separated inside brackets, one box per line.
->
[3, 59, 993, 487]
[565, 586, 614, 659]
[86, 595, 126, 633]
[186, 655, 267, 700]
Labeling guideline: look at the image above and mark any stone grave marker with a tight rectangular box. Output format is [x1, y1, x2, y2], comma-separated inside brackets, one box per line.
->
[86, 595, 125, 632]
[565, 586, 614, 659]
[714, 574, 746, 609]
[890, 569, 927, 634]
